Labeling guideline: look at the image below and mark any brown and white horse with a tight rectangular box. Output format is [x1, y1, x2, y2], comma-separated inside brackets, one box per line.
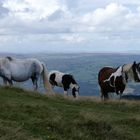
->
[98, 62, 140, 100]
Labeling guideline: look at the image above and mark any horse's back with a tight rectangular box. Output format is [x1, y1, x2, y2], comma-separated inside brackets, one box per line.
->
[49, 71, 65, 79]
[49, 71, 75, 85]
[49, 71, 64, 87]
[3, 57, 43, 81]
[18, 58, 41, 65]
[98, 67, 116, 84]
[8, 58, 42, 69]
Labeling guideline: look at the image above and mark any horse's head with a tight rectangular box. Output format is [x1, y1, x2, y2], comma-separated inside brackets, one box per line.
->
[68, 74, 80, 98]
[132, 61, 140, 82]
[72, 84, 80, 98]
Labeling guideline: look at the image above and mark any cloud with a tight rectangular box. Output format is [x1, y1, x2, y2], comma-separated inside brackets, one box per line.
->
[72, 3, 140, 41]
[61, 34, 86, 43]
[0, 1, 9, 18]
[78, 3, 130, 34]
[0, 0, 140, 52]
[1, 1, 140, 36]
[82, 3, 127, 26]
[0, 0, 72, 35]
[2, 0, 67, 20]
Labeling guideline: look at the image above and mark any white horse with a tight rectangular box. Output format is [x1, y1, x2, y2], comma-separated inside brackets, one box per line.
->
[0, 56, 53, 93]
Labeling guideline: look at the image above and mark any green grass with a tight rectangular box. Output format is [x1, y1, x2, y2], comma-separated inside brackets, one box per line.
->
[0, 86, 140, 140]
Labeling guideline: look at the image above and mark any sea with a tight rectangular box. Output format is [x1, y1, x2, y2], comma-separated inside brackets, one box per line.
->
[1, 53, 140, 97]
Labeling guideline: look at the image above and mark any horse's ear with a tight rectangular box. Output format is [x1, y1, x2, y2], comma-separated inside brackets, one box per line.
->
[133, 61, 136, 65]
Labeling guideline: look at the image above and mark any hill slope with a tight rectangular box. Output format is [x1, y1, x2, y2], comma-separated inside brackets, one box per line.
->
[0, 86, 140, 140]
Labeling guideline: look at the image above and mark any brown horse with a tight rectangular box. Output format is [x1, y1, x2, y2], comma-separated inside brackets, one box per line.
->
[98, 62, 140, 100]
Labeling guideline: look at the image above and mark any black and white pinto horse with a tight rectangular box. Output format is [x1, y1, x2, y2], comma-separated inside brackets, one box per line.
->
[0, 56, 53, 93]
[48, 71, 79, 98]
[98, 62, 140, 100]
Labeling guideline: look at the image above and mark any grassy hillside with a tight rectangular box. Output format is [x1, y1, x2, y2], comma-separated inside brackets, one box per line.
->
[0, 87, 140, 140]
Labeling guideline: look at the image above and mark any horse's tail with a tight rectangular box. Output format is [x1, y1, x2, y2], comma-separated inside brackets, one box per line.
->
[42, 63, 53, 93]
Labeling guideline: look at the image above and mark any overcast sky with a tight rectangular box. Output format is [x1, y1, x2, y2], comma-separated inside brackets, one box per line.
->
[0, 0, 140, 53]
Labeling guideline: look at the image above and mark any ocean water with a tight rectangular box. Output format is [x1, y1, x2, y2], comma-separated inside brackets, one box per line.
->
[1, 53, 140, 96]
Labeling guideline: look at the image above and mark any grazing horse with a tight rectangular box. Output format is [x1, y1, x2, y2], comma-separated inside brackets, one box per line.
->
[98, 62, 140, 100]
[0, 56, 53, 93]
[48, 71, 79, 98]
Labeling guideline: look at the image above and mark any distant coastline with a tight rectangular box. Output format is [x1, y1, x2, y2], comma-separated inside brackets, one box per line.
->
[1, 50, 140, 55]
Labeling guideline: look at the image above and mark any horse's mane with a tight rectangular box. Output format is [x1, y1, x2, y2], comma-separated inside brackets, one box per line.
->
[6, 56, 14, 61]
[122, 64, 133, 72]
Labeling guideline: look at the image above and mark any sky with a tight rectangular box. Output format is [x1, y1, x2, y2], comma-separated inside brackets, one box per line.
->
[0, 0, 140, 53]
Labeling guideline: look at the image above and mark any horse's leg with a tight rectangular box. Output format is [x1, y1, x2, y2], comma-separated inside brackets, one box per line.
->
[119, 86, 125, 100]
[51, 85, 55, 89]
[104, 92, 109, 101]
[9, 80, 13, 86]
[63, 86, 68, 96]
[5, 76, 13, 86]
[119, 90, 124, 100]
[100, 88, 109, 101]
[34, 80, 38, 91]
[4, 74, 13, 86]
[119, 93, 122, 100]
[64, 90, 68, 97]
[3, 78, 8, 85]
[31, 76, 38, 91]
[100, 89, 104, 101]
